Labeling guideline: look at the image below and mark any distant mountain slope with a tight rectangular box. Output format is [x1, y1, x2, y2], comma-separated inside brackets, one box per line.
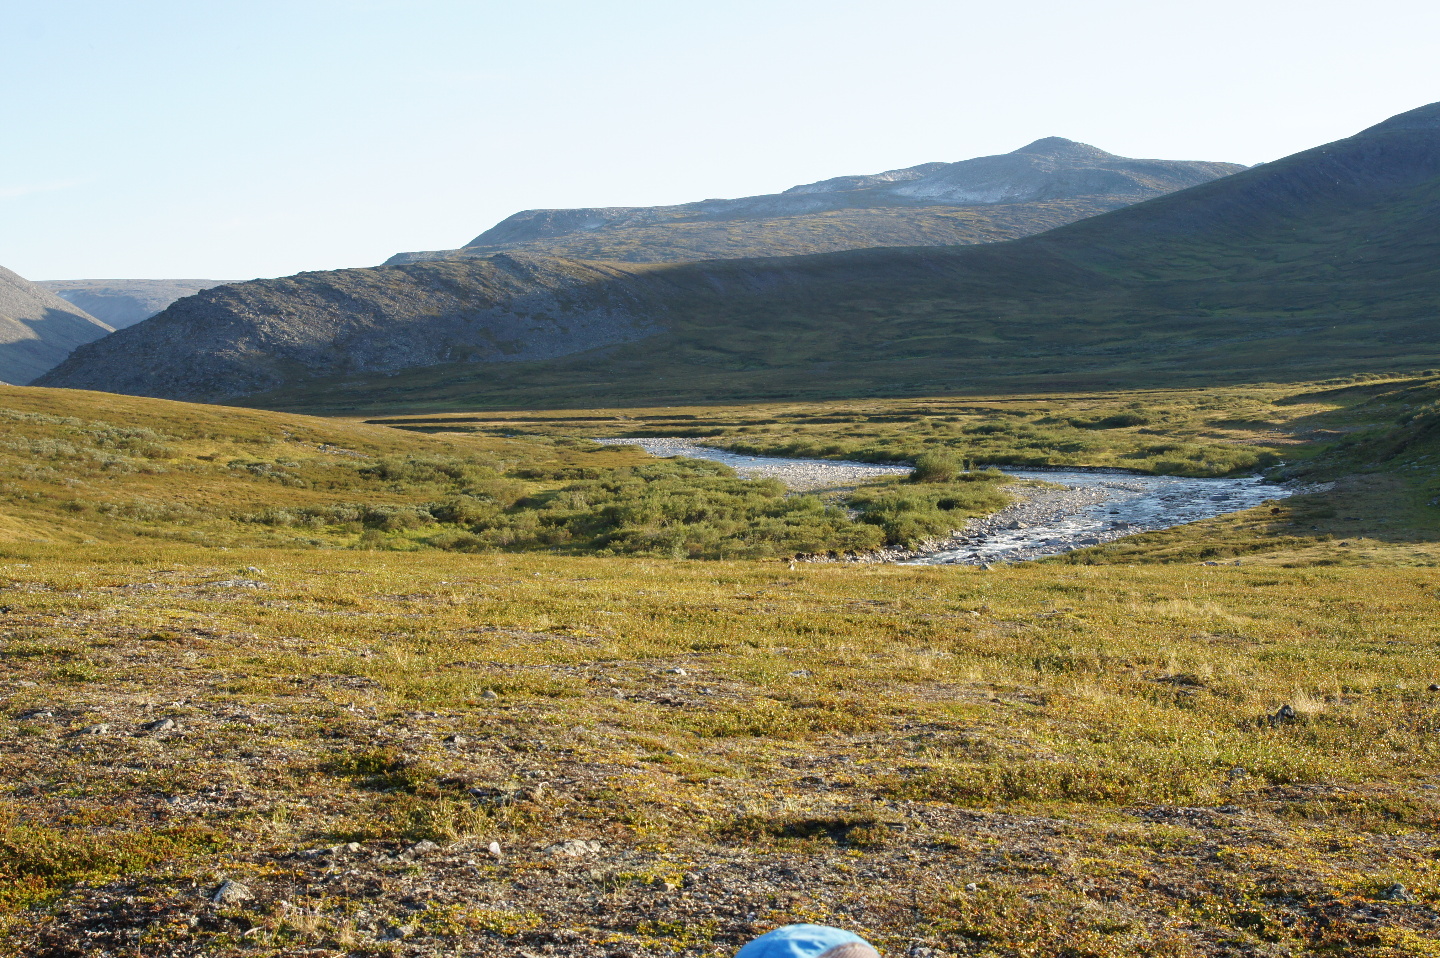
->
[386, 138, 1243, 265]
[38, 279, 232, 329]
[38, 103, 1440, 410]
[0, 267, 113, 385]
[38, 256, 667, 399]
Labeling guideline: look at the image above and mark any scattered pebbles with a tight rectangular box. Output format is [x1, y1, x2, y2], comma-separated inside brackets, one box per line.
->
[546, 839, 602, 858]
[210, 880, 252, 905]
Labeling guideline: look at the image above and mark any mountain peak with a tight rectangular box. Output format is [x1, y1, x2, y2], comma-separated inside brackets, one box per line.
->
[1360, 101, 1440, 136]
[1011, 137, 1114, 161]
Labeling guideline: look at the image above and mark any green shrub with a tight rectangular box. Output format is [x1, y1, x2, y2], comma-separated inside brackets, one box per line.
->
[849, 476, 1009, 546]
[909, 449, 964, 483]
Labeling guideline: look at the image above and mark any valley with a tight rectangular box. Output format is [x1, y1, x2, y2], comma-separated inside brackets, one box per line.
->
[2, 374, 1438, 956]
[5, 94, 1440, 958]
[10, 7, 1439, 957]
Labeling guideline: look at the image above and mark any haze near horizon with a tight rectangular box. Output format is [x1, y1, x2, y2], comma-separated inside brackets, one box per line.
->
[3, 0, 1436, 282]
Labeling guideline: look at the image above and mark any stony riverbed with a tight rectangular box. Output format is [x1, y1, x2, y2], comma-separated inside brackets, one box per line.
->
[595, 437, 911, 490]
[595, 438, 1303, 564]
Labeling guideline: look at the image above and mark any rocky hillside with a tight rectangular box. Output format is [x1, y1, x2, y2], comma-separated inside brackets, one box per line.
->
[38, 256, 669, 400]
[0, 266, 113, 385]
[38, 278, 231, 330]
[38, 103, 1440, 409]
[386, 138, 1243, 264]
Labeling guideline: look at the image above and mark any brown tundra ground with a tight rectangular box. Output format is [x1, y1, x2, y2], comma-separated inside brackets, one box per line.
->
[1, 377, 1438, 957]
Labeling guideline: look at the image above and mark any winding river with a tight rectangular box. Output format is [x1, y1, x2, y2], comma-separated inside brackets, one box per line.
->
[594, 438, 1300, 565]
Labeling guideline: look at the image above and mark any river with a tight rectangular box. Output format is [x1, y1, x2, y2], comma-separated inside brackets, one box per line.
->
[594, 438, 1299, 565]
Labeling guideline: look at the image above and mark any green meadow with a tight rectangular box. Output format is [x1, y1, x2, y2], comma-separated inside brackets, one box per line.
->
[1, 375, 1437, 956]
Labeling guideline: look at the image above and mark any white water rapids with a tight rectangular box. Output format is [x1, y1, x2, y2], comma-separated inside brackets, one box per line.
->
[594, 438, 1299, 565]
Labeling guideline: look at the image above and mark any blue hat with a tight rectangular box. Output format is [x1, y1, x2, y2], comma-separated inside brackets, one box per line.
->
[736, 924, 879, 958]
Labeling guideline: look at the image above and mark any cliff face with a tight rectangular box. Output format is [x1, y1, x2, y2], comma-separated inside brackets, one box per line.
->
[385, 139, 1244, 265]
[0, 266, 113, 385]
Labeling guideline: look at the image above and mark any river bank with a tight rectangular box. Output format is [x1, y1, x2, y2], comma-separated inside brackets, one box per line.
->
[594, 438, 1302, 564]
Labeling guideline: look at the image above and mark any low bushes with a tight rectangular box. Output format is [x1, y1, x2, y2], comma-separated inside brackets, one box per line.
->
[850, 475, 1009, 547]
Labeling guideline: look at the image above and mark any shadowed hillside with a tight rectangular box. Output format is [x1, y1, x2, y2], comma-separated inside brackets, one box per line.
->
[0, 266, 112, 385]
[37, 103, 1440, 412]
[38, 278, 232, 329]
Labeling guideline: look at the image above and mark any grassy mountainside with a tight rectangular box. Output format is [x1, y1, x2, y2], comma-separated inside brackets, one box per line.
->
[0, 266, 112, 386]
[2, 378, 1440, 956]
[386, 138, 1241, 266]
[38, 103, 1440, 412]
[390, 199, 1128, 266]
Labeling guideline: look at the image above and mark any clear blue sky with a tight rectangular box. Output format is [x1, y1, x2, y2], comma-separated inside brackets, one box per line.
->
[3, 0, 1435, 281]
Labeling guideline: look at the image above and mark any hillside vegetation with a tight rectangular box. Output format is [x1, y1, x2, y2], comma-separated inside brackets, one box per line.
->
[0, 386, 1009, 560]
[37, 103, 1440, 411]
[2, 376, 1439, 956]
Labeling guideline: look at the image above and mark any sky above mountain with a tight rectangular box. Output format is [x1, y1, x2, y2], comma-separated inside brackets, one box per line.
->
[4, 0, 1436, 281]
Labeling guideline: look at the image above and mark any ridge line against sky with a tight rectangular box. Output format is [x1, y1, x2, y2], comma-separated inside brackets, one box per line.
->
[3, 0, 1437, 282]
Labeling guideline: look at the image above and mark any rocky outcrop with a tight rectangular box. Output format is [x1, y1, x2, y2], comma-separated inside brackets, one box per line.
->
[0, 266, 113, 384]
[385, 139, 1244, 265]
[37, 279, 232, 330]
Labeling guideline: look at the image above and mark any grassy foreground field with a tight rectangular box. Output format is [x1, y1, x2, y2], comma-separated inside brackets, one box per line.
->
[2, 378, 1439, 956]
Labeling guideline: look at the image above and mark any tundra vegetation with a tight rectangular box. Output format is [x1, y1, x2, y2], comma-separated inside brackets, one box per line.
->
[0, 374, 1438, 957]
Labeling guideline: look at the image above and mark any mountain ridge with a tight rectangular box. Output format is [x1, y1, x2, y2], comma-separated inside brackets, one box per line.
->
[38, 103, 1440, 410]
[385, 138, 1243, 265]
